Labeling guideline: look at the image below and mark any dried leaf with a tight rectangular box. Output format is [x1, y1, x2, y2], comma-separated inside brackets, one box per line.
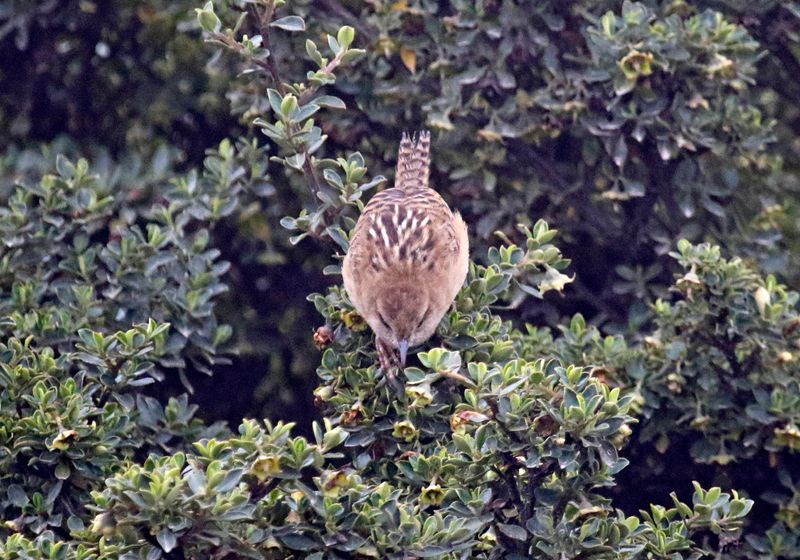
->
[400, 47, 416, 73]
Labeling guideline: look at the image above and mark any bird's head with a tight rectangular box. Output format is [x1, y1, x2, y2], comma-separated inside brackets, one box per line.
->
[365, 281, 443, 365]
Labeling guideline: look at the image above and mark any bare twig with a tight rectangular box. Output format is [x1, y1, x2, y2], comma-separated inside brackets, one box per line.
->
[252, 4, 286, 95]
[248, 4, 328, 213]
[521, 458, 557, 524]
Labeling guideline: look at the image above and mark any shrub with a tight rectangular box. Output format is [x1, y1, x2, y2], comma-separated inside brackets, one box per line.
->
[0, 0, 232, 159]
[0, 141, 249, 541]
[4, 0, 800, 558]
[262, 0, 779, 328]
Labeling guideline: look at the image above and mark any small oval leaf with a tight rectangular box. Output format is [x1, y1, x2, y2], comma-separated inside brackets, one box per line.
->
[270, 16, 305, 32]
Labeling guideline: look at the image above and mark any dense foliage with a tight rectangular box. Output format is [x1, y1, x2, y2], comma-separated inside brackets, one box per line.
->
[1, 0, 800, 557]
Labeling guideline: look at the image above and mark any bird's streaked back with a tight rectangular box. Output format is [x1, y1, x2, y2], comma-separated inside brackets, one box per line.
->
[342, 131, 469, 365]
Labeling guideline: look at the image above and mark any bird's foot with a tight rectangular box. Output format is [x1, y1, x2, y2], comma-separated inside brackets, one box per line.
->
[376, 336, 399, 371]
[376, 337, 403, 392]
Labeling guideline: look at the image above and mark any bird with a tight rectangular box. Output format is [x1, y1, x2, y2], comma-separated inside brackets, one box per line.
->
[342, 131, 469, 369]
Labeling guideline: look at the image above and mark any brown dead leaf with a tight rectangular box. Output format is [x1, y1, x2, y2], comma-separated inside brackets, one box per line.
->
[400, 47, 417, 73]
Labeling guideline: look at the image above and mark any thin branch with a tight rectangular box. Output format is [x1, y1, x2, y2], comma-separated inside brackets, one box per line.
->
[522, 458, 557, 524]
[249, 4, 329, 218]
[253, 4, 285, 95]
[492, 459, 523, 510]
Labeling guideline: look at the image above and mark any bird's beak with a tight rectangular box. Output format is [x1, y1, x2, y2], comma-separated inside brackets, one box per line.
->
[398, 340, 409, 367]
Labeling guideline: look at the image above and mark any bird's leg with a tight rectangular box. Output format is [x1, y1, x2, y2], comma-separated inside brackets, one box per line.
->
[376, 336, 398, 372]
[376, 337, 405, 395]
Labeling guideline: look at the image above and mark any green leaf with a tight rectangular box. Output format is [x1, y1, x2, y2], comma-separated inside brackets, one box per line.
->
[196, 4, 221, 33]
[337, 26, 355, 49]
[7, 485, 28, 507]
[215, 468, 244, 492]
[729, 499, 753, 518]
[270, 16, 305, 32]
[601, 11, 615, 36]
[67, 516, 85, 532]
[267, 89, 283, 114]
[327, 35, 340, 54]
[291, 103, 320, 123]
[55, 154, 75, 178]
[157, 528, 178, 552]
[306, 39, 323, 65]
[326, 226, 349, 253]
[55, 463, 71, 480]
[598, 440, 619, 467]
[314, 95, 346, 110]
[280, 533, 318, 550]
[497, 523, 528, 541]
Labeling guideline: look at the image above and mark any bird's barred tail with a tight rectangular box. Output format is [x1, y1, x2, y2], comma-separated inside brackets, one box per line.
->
[395, 131, 430, 191]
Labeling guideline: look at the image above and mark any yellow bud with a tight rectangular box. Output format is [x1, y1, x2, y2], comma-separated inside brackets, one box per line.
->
[420, 483, 445, 506]
[774, 425, 800, 452]
[405, 384, 433, 406]
[280, 94, 298, 117]
[319, 470, 353, 497]
[450, 410, 490, 432]
[49, 429, 78, 451]
[313, 385, 334, 402]
[251, 455, 281, 482]
[342, 311, 367, 332]
[754, 286, 771, 318]
[90, 513, 114, 536]
[619, 50, 654, 80]
[707, 54, 735, 78]
[392, 420, 418, 442]
[677, 270, 701, 288]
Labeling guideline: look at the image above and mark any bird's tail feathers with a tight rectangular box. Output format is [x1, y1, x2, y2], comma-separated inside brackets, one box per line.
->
[396, 130, 430, 191]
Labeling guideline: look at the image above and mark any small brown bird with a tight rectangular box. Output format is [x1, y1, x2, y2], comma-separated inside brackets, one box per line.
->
[342, 131, 469, 367]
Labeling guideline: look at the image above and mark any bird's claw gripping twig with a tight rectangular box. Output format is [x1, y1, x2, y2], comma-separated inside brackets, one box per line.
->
[376, 336, 399, 371]
[376, 337, 403, 392]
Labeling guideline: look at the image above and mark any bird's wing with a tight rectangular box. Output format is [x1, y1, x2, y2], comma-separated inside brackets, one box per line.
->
[347, 187, 463, 276]
[344, 131, 466, 297]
